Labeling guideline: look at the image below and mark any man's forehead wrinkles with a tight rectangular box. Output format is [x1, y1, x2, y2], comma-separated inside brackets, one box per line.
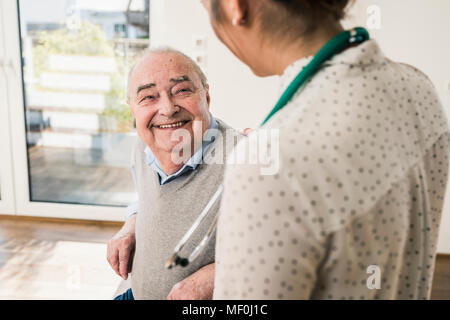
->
[134, 73, 194, 97]
[131, 57, 196, 96]
[136, 74, 192, 89]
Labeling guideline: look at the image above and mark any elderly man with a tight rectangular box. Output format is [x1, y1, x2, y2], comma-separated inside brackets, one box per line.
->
[107, 47, 242, 300]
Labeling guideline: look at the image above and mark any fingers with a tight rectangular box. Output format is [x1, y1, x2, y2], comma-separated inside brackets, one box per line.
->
[168, 263, 215, 300]
[127, 248, 135, 274]
[166, 288, 174, 300]
[241, 128, 254, 136]
[166, 282, 183, 300]
[119, 239, 132, 280]
[106, 240, 120, 276]
[107, 234, 136, 279]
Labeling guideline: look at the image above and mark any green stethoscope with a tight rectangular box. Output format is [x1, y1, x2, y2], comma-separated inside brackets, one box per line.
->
[166, 27, 370, 269]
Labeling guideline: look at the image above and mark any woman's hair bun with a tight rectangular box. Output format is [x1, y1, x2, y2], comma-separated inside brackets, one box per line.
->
[271, 0, 352, 21]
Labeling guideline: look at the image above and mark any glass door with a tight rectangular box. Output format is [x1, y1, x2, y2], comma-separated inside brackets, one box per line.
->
[2, 0, 150, 221]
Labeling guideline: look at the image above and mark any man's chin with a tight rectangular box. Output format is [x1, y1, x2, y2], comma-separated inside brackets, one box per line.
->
[153, 140, 192, 155]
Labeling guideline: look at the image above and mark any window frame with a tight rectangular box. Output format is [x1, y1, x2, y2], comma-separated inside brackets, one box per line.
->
[0, 0, 16, 215]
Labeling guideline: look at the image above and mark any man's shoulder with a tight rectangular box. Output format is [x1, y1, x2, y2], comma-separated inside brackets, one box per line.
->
[133, 136, 146, 155]
[214, 117, 245, 139]
[132, 136, 149, 168]
[200, 117, 246, 167]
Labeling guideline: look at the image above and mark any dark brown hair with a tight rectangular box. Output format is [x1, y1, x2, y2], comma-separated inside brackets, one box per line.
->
[271, 0, 352, 21]
[211, 0, 353, 40]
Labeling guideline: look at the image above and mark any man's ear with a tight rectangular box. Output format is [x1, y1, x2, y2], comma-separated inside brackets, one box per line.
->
[205, 84, 211, 108]
[127, 98, 136, 118]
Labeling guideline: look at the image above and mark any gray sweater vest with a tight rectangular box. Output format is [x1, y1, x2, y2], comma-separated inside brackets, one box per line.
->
[131, 119, 241, 299]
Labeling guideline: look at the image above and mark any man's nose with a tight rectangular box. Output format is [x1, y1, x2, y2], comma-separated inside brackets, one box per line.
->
[158, 93, 179, 118]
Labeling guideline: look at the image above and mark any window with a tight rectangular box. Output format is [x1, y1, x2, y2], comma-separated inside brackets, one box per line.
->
[0, 0, 150, 220]
[17, 0, 150, 208]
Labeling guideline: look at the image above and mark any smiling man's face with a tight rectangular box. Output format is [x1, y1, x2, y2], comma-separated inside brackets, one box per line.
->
[128, 51, 211, 164]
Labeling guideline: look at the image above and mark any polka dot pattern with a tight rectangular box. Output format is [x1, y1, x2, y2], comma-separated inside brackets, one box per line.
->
[214, 40, 450, 300]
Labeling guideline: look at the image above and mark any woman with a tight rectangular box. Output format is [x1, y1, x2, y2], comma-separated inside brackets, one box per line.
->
[202, 0, 450, 299]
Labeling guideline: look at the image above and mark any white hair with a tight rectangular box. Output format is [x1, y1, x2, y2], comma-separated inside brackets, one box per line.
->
[126, 46, 208, 101]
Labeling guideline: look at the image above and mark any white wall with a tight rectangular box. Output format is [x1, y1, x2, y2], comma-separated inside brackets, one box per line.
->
[149, 0, 280, 130]
[343, 0, 450, 111]
[151, 0, 450, 253]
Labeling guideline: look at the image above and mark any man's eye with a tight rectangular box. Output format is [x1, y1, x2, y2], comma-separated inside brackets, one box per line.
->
[176, 88, 191, 94]
[143, 95, 155, 101]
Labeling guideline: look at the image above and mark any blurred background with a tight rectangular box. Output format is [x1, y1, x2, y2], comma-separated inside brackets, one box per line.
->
[0, 0, 449, 299]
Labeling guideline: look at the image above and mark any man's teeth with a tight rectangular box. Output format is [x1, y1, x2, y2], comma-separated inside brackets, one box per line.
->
[157, 121, 186, 129]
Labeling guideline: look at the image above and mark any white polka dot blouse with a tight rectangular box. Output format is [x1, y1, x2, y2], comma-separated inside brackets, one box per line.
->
[213, 39, 450, 300]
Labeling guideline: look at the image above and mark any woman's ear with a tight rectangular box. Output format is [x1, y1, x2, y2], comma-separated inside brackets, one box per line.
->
[226, 0, 249, 26]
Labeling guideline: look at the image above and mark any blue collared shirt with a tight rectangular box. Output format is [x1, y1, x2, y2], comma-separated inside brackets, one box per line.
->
[126, 115, 219, 217]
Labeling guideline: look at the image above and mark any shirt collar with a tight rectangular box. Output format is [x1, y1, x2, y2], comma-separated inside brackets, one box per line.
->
[279, 55, 313, 94]
[279, 39, 382, 93]
[143, 114, 219, 184]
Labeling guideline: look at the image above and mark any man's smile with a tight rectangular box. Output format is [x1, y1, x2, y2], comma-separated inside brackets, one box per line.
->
[149, 120, 191, 130]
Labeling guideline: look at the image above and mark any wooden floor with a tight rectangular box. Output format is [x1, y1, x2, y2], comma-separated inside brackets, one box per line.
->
[0, 215, 122, 300]
[0, 215, 449, 300]
[430, 254, 450, 300]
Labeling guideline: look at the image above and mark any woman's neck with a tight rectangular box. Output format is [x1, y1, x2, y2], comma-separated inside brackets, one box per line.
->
[268, 22, 345, 76]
